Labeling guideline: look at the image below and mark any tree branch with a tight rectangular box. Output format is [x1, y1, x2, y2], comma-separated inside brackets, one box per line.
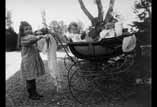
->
[104, 0, 116, 23]
[78, 0, 94, 24]
[95, 0, 104, 22]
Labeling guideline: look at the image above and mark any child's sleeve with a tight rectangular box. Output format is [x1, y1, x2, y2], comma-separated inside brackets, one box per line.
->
[21, 35, 39, 46]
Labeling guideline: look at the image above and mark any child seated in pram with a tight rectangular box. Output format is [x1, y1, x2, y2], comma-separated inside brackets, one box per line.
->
[99, 19, 123, 40]
[79, 19, 123, 42]
[65, 22, 83, 42]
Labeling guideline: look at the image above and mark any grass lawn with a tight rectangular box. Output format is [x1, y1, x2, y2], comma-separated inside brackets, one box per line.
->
[6, 51, 151, 107]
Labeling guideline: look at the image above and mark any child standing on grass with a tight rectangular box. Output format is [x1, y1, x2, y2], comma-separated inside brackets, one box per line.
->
[18, 21, 47, 100]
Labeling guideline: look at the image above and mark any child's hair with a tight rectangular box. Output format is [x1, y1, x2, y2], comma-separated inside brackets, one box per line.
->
[68, 22, 79, 33]
[17, 21, 32, 49]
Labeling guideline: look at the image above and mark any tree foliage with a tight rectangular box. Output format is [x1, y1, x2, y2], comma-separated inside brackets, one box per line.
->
[6, 10, 13, 29]
[6, 28, 18, 51]
[132, 0, 151, 45]
[6, 10, 18, 51]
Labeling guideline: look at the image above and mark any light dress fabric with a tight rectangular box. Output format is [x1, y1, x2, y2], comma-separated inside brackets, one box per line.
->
[37, 34, 62, 89]
[122, 34, 136, 52]
[115, 22, 123, 36]
[99, 29, 115, 40]
[66, 32, 82, 42]
[21, 35, 45, 80]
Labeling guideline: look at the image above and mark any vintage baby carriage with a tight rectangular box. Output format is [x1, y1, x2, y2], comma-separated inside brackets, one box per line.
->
[39, 26, 138, 104]
[54, 32, 138, 104]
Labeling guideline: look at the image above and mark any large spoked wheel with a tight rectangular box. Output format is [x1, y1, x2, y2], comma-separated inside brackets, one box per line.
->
[68, 54, 136, 104]
[68, 62, 105, 104]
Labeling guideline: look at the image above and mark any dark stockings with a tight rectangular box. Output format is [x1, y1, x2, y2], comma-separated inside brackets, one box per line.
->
[26, 79, 43, 100]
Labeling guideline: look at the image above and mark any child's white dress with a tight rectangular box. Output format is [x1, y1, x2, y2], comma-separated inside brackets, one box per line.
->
[66, 32, 82, 42]
[99, 29, 115, 40]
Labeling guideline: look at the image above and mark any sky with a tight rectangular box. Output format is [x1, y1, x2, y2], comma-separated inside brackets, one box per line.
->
[6, 0, 137, 33]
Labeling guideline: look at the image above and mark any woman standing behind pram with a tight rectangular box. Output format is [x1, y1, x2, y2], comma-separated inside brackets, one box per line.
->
[18, 21, 47, 100]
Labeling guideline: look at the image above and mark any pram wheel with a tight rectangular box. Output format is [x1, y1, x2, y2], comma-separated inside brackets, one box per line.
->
[68, 62, 105, 104]
[67, 53, 136, 104]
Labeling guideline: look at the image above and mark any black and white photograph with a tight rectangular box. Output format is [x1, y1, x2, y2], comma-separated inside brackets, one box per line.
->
[6, 0, 151, 106]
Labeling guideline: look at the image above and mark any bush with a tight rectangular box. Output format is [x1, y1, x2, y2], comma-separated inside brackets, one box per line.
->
[6, 28, 18, 51]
